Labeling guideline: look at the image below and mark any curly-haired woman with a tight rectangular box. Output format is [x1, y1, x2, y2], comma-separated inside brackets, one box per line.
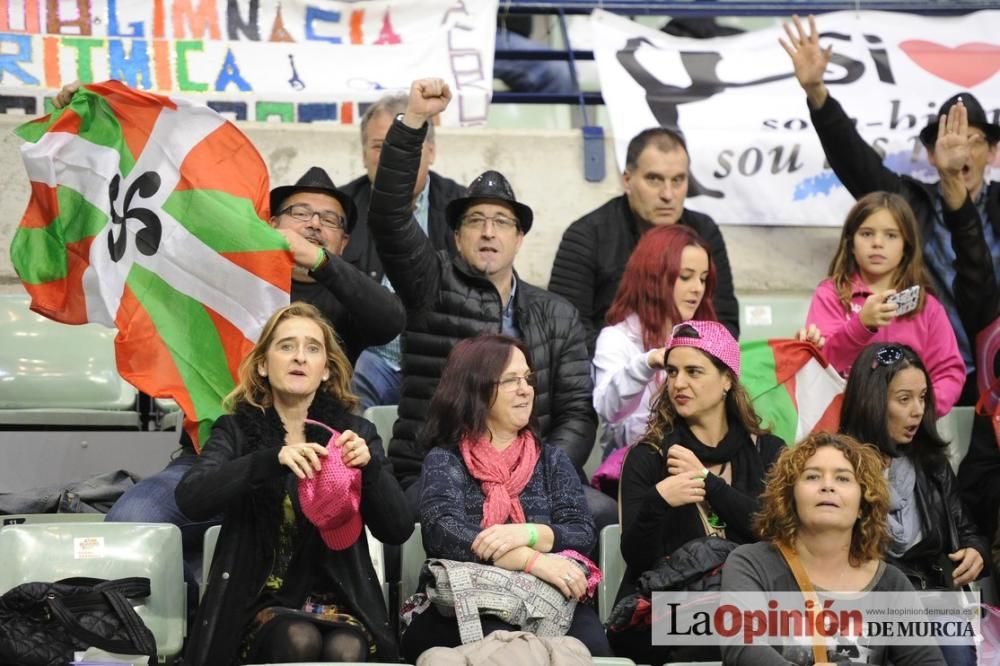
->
[722, 432, 945, 665]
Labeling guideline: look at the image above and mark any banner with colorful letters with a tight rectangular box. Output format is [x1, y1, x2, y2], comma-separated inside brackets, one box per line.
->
[591, 9, 1000, 226]
[0, 0, 498, 126]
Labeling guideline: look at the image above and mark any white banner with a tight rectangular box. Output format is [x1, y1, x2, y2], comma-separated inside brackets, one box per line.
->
[591, 9, 1000, 226]
[0, 0, 498, 126]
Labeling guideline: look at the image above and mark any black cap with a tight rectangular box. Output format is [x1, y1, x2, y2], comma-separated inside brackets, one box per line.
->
[445, 170, 534, 233]
[919, 93, 1000, 147]
[269, 167, 358, 233]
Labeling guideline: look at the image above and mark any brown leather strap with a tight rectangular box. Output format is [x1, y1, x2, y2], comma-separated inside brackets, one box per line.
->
[776, 541, 828, 665]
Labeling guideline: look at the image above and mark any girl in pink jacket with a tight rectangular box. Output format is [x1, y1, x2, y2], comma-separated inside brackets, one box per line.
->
[806, 191, 965, 414]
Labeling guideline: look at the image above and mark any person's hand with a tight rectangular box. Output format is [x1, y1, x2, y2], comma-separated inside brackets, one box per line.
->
[530, 555, 588, 600]
[949, 547, 984, 586]
[402, 78, 452, 129]
[335, 429, 370, 468]
[666, 445, 705, 477]
[778, 15, 831, 108]
[655, 470, 706, 508]
[935, 100, 970, 177]
[52, 80, 80, 110]
[472, 523, 532, 562]
[647, 348, 666, 369]
[275, 228, 323, 269]
[796, 323, 827, 349]
[278, 442, 329, 479]
[859, 290, 898, 330]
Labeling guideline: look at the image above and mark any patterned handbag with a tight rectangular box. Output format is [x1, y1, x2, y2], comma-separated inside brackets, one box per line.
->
[0, 576, 157, 666]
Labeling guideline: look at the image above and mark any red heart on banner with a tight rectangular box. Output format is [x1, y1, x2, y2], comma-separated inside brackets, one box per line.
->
[898, 40, 1000, 87]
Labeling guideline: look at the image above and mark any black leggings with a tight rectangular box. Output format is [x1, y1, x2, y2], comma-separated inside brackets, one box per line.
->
[248, 617, 368, 663]
[400, 603, 612, 662]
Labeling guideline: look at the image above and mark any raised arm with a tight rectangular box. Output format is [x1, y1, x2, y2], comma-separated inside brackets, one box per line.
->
[367, 79, 452, 310]
[780, 15, 906, 198]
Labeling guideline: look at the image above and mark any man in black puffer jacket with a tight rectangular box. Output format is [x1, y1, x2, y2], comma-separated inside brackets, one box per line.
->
[367, 78, 614, 525]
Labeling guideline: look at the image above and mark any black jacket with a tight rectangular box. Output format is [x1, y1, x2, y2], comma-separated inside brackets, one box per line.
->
[617, 428, 784, 602]
[548, 195, 739, 355]
[175, 394, 413, 666]
[292, 252, 405, 364]
[891, 453, 988, 588]
[341, 171, 465, 282]
[809, 94, 1000, 353]
[367, 118, 596, 489]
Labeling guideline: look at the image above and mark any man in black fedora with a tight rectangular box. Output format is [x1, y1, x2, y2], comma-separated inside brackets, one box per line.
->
[364, 78, 616, 527]
[783, 15, 1000, 406]
[269, 166, 404, 364]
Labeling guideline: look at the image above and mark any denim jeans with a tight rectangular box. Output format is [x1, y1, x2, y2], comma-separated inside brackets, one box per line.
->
[494, 30, 575, 95]
[106, 453, 220, 582]
[351, 349, 402, 411]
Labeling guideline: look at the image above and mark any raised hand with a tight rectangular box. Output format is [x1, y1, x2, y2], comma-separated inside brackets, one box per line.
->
[778, 15, 832, 108]
[401, 78, 452, 129]
[935, 100, 970, 177]
[52, 80, 81, 110]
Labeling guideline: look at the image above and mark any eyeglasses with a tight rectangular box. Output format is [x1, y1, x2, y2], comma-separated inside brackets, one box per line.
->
[279, 204, 347, 232]
[461, 214, 519, 232]
[871, 345, 904, 370]
[496, 372, 536, 392]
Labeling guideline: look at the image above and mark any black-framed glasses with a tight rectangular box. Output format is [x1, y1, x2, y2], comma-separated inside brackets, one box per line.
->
[871, 345, 904, 370]
[496, 372, 536, 392]
[279, 204, 346, 232]
[461, 213, 519, 232]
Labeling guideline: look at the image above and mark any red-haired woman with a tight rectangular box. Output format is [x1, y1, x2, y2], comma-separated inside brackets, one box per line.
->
[592, 225, 717, 457]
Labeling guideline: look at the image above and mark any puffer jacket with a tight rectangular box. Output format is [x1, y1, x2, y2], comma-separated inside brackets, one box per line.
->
[367, 118, 596, 489]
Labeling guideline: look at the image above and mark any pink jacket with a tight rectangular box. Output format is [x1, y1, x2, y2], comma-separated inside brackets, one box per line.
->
[806, 276, 966, 414]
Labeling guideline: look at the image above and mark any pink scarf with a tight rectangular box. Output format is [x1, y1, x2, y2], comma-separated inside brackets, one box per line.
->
[460, 430, 541, 528]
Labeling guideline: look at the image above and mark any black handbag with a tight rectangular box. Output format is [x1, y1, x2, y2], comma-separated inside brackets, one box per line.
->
[0, 576, 157, 666]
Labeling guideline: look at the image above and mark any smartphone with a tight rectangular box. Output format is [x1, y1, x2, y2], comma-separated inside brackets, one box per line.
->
[887, 285, 920, 316]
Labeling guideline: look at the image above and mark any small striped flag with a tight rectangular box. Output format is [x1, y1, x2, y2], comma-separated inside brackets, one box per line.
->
[740, 339, 846, 446]
[11, 80, 292, 448]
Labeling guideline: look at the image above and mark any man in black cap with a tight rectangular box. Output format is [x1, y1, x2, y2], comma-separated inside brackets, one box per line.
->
[783, 15, 1000, 403]
[364, 78, 615, 526]
[269, 166, 405, 363]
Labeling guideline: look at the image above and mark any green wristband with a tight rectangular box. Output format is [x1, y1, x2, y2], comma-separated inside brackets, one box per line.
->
[526, 523, 538, 548]
[311, 247, 326, 271]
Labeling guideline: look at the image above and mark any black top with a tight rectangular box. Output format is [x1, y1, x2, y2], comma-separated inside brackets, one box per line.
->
[617, 420, 784, 601]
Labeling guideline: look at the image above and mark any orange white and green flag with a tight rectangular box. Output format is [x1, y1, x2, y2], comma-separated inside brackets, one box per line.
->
[10, 80, 292, 448]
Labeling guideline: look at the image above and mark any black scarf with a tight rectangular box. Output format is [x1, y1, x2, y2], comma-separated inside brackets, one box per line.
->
[660, 419, 766, 494]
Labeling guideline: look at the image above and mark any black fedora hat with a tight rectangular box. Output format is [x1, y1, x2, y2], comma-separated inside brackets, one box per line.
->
[445, 170, 534, 233]
[919, 93, 1000, 147]
[269, 167, 358, 234]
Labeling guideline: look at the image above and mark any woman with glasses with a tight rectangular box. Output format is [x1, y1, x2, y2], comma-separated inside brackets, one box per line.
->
[841, 343, 986, 666]
[401, 334, 612, 660]
[611, 320, 785, 664]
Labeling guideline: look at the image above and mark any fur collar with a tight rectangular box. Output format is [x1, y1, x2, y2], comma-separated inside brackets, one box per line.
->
[232, 391, 352, 454]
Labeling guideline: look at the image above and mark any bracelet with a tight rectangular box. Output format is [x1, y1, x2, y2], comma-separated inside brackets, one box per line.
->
[524, 551, 542, 574]
[526, 523, 538, 548]
[311, 247, 326, 271]
[696, 466, 709, 480]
